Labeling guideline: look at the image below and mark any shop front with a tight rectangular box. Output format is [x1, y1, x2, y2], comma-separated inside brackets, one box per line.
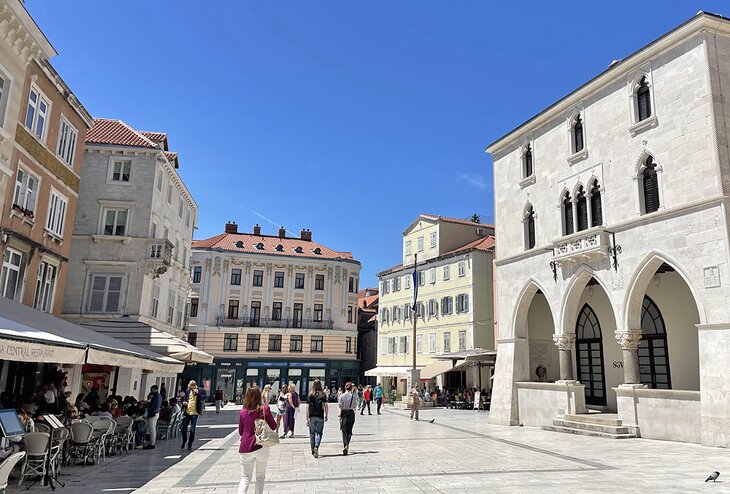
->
[184, 358, 360, 402]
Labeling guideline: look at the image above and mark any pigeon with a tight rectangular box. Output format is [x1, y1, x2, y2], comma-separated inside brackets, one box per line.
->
[706, 471, 720, 482]
[429, 419, 435, 423]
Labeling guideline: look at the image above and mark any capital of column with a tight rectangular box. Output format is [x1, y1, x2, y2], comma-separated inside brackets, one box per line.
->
[615, 331, 642, 350]
[552, 333, 576, 350]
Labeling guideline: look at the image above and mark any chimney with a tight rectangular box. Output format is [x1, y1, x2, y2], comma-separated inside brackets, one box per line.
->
[253, 224, 261, 236]
[225, 221, 238, 234]
[300, 228, 312, 241]
[278, 226, 287, 238]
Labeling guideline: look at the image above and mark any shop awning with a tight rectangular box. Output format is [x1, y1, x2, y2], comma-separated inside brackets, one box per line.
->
[364, 366, 416, 377]
[0, 314, 86, 364]
[0, 297, 183, 372]
[420, 359, 470, 380]
[82, 318, 213, 364]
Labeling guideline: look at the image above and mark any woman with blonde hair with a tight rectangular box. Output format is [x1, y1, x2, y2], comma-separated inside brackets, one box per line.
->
[261, 384, 272, 405]
[237, 386, 276, 494]
[275, 385, 287, 434]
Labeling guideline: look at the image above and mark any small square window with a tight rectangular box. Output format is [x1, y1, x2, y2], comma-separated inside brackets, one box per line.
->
[111, 160, 132, 182]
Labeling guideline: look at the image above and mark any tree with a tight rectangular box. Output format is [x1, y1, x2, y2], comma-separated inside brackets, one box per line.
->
[470, 214, 480, 224]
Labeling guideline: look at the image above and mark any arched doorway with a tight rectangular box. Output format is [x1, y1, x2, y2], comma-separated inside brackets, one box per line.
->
[527, 290, 558, 382]
[638, 295, 671, 389]
[575, 303, 607, 406]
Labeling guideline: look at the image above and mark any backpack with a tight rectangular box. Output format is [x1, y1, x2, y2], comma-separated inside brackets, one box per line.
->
[308, 394, 324, 416]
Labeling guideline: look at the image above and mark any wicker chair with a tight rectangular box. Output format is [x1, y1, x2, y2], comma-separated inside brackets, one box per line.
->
[18, 432, 49, 487]
[68, 422, 94, 466]
[0, 452, 25, 493]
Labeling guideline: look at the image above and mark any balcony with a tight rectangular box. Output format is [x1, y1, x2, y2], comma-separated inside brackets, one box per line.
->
[552, 228, 610, 264]
[148, 239, 174, 265]
[215, 316, 334, 330]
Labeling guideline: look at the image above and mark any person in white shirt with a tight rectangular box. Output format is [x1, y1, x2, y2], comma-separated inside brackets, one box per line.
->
[409, 385, 422, 421]
[338, 382, 357, 456]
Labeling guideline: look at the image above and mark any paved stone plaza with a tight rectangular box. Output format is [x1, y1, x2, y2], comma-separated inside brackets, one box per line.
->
[9, 404, 729, 493]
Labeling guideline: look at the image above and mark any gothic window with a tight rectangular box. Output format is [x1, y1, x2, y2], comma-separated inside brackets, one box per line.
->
[590, 180, 603, 227]
[525, 205, 535, 250]
[573, 114, 584, 152]
[524, 144, 533, 178]
[575, 303, 607, 406]
[637, 76, 652, 122]
[576, 186, 588, 231]
[639, 296, 671, 389]
[642, 157, 660, 214]
[562, 191, 574, 235]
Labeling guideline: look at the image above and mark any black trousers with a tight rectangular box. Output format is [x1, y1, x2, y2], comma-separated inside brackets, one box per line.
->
[360, 400, 371, 414]
[376, 397, 383, 413]
[181, 414, 198, 447]
[341, 410, 355, 447]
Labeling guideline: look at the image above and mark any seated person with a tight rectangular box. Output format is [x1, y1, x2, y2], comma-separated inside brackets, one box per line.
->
[129, 402, 148, 447]
[64, 407, 81, 426]
[92, 403, 114, 419]
[169, 397, 181, 414]
[108, 399, 122, 418]
[158, 401, 173, 423]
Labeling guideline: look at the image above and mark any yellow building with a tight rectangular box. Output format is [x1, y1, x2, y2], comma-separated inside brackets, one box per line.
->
[369, 214, 495, 393]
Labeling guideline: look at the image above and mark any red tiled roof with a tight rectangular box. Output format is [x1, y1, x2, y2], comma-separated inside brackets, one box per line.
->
[85, 119, 158, 148]
[377, 236, 495, 276]
[140, 131, 167, 142]
[192, 232, 357, 262]
[359, 294, 379, 309]
[421, 214, 494, 229]
[358, 288, 379, 298]
[164, 151, 179, 168]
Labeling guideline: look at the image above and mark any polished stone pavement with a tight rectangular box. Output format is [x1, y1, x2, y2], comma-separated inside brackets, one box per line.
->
[133, 403, 729, 493]
[9, 403, 730, 493]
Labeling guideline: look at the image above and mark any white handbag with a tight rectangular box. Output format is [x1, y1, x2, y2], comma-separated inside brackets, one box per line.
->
[254, 418, 279, 447]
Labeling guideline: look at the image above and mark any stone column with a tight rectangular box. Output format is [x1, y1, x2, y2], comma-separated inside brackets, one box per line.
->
[616, 331, 643, 384]
[553, 333, 576, 381]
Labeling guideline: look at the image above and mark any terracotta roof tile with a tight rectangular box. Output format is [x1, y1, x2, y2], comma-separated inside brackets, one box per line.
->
[140, 131, 167, 142]
[192, 232, 357, 262]
[377, 236, 495, 276]
[164, 151, 179, 168]
[85, 119, 158, 148]
[421, 213, 494, 229]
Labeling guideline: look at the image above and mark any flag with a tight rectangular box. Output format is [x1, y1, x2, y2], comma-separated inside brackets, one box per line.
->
[411, 258, 418, 313]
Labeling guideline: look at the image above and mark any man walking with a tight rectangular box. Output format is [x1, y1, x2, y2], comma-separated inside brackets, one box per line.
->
[144, 385, 162, 449]
[360, 385, 372, 415]
[338, 382, 357, 455]
[214, 386, 224, 413]
[181, 380, 203, 451]
[374, 382, 384, 415]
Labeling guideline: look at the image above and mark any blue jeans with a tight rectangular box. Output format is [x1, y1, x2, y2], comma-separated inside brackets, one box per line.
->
[308, 416, 324, 451]
[181, 414, 198, 447]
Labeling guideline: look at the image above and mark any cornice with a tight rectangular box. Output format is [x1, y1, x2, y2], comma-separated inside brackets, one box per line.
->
[0, 2, 56, 65]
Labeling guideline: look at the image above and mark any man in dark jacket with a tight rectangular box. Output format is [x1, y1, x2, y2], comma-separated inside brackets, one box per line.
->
[144, 385, 162, 449]
[181, 381, 203, 451]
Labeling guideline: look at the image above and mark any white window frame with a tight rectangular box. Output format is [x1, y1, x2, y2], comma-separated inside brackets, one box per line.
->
[416, 334, 423, 354]
[428, 333, 436, 353]
[456, 293, 470, 313]
[101, 207, 130, 236]
[443, 332, 451, 353]
[417, 236, 424, 252]
[56, 115, 78, 167]
[45, 188, 68, 238]
[1, 247, 24, 301]
[380, 337, 387, 355]
[458, 261, 466, 277]
[25, 85, 51, 142]
[458, 330, 467, 351]
[13, 166, 39, 216]
[33, 258, 58, 313]
[430, 232, 437, 249]
[428, 299, 436, 317]
[0, 63, 13, 128]
[429, 267, 436, 284]
[108, 158, 132, 184]
[150, 282, 160, 318]
[88, 274, 124, 313]
[443, 264, 450, 280]
[167, 289, 176, 325]
[405, 240, 411, 255]
[404, 274, 411, 289]
[403, 303, 411, 321]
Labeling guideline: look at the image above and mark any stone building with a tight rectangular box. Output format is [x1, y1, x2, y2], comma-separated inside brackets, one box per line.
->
[185, 222, 361, 398]
[61, 119, 199, 395]
[486, 11, 730, 447]
[370, 214, 495, 393]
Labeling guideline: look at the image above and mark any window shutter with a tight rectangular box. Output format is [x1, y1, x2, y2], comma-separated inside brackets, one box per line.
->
[563, 195, 574, 235]
[464, 294, 469, 312]
[591, 188, 603, 226]
[89, 275, 106, 312]
[527, 210, 536, 249]
[643, 167, 659, 213]
[576, 190, 588, 231]
[105, 276, 122, 312]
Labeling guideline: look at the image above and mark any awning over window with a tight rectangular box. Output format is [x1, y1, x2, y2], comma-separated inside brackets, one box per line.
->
[82, 319, 213, 364]
[420, 359, 470, 380]
[0, 312, 86, 364]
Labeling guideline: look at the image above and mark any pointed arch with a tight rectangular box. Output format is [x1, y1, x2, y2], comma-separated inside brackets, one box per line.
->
[560, 189, 574, 236]
[559, 265, 617, 336]
[588, 176, 603, 227]
[522, 202, 536, 250]
[623, 250, 707, 330]
[511, 278, 555, 340]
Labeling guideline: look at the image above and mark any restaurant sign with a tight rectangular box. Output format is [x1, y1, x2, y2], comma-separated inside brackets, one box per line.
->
[0, 338, 85, 364]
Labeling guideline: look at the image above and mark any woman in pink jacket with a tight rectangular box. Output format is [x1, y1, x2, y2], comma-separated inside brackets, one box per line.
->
[238, 386, 276, 494]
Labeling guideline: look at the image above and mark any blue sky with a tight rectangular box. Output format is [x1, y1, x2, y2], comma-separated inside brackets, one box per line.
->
[26, 1, 728, 287]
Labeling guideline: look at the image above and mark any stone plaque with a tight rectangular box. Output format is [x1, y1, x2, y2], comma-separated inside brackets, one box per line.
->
[704, 266, 721, 288]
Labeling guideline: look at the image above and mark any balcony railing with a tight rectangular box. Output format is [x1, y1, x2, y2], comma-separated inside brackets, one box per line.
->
[215, 316, 334, 330]
[552, 228, 609, 263]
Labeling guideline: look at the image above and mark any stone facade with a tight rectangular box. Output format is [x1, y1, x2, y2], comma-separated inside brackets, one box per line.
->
[487, 12, 730, 447]
[62, 120, 197, 339]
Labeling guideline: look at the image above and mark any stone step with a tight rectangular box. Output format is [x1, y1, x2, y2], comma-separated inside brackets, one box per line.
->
[552, 418, 630, 435]
[541, 424, 637, 439]
[564, 413, 622, 427]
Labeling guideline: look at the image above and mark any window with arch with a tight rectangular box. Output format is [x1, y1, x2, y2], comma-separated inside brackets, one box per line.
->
[524, 205, 535, 250]
[523, 144, 533, 178]
[639, 295, 671, 389]
[576, 186, 588, 231]
[562, 191, 574, 235]
[575, 303, 607, 406]
[641, 156, 660, 213]
[573, 114, 584, 153]
[637, 76, 652, 122]
[589, 179, 603, 227]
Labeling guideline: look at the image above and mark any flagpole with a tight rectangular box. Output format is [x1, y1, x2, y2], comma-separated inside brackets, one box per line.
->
[412, 254, 417, 373]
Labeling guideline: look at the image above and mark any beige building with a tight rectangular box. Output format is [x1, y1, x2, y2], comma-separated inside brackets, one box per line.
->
[369, 214, 495, 392]
[185, 222, 361, 399]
